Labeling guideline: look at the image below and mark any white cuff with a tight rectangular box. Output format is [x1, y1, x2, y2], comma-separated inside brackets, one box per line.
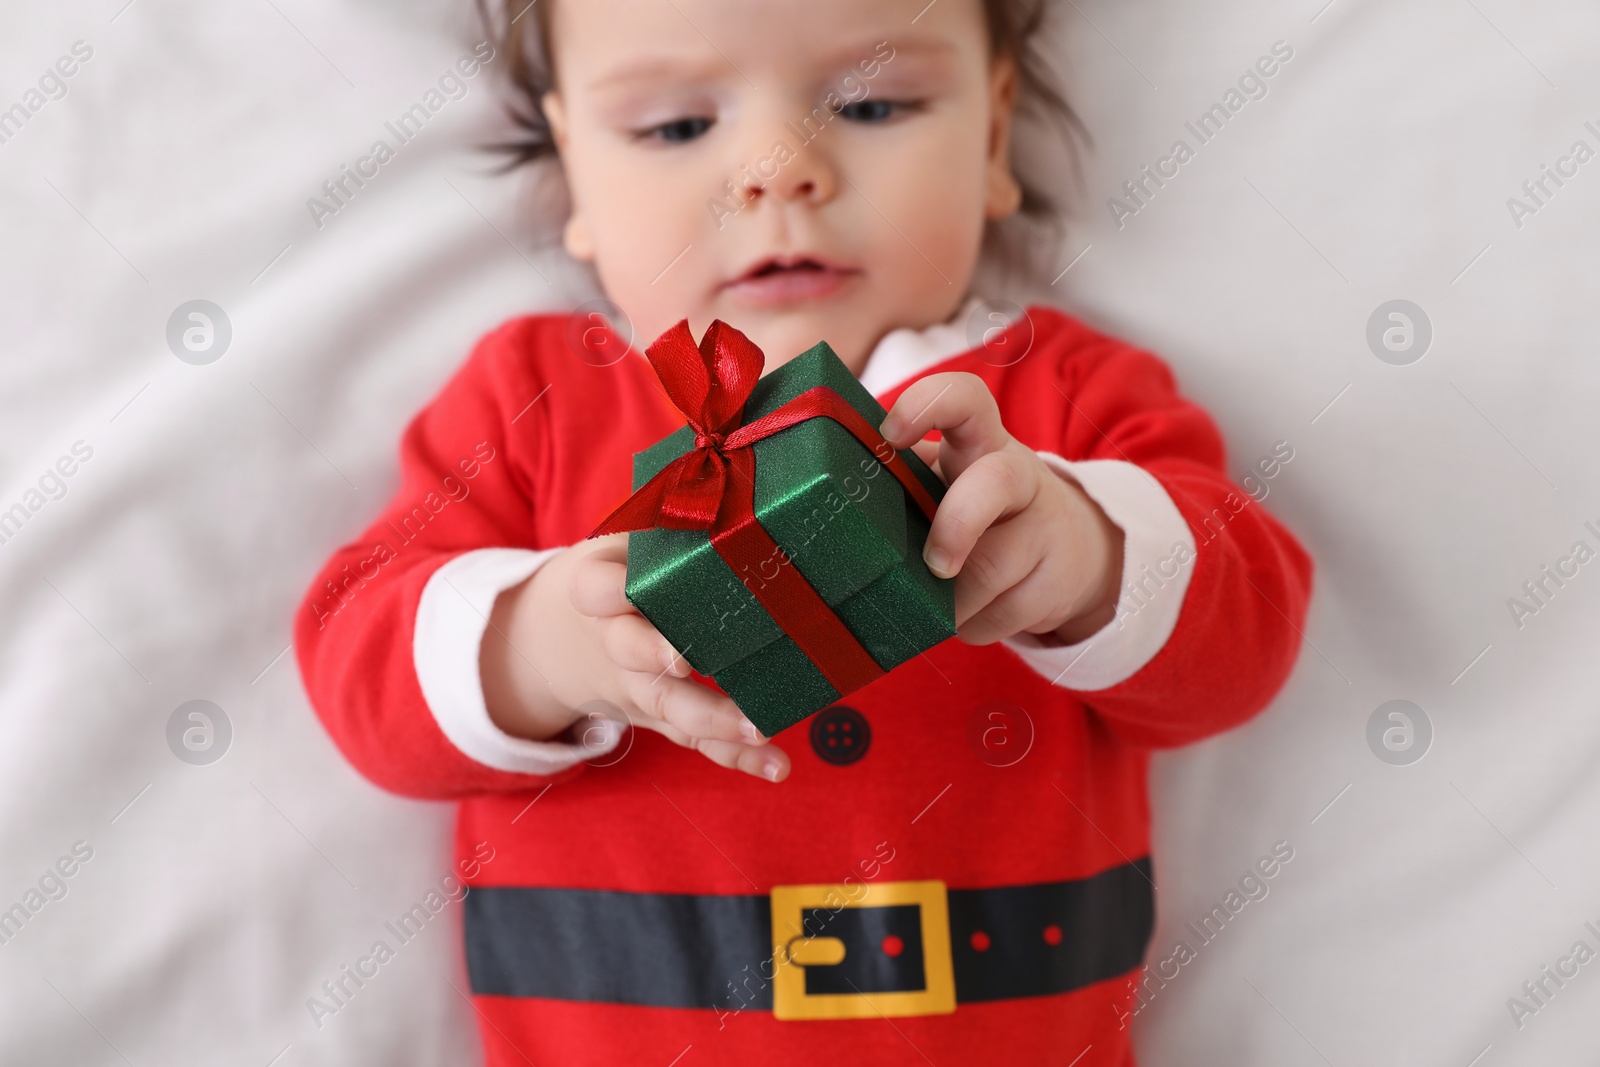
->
[414, 547, 626, 775]
[1002, 456, 1196, 691]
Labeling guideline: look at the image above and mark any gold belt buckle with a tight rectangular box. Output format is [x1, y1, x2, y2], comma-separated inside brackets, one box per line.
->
[769, 878, 956, 1020]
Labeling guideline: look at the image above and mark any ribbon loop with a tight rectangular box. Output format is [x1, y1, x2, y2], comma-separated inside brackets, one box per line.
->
[642, 319, 763, 443]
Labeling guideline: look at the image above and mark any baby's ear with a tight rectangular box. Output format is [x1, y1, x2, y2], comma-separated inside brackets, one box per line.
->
[984, 56, 1023, 221]
[563, 214, 596, 262]
[541, 91, 569, 150]
[541, 92, 596, 261]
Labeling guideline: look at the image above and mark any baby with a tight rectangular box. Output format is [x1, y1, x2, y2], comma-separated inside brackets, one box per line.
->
[296, 0, 1312, 1063]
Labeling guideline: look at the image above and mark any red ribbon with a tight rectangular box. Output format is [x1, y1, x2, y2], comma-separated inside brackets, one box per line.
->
[589, 319, 939, 698]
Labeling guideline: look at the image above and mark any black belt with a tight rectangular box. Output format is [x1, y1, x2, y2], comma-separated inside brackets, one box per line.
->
[465, 859, 1152, 1020]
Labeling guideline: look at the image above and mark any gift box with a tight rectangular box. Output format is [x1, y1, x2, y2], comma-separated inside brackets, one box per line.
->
[590, 320, 956, 737]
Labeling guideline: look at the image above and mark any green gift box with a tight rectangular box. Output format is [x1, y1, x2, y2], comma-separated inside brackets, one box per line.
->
[614, 331, 956, 738]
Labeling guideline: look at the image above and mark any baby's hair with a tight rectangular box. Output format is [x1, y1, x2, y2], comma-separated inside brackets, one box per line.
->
[477, 0, 1084, 222]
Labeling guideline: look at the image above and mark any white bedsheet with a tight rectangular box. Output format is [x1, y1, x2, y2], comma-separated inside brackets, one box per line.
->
[2, 1, 1597, 1063]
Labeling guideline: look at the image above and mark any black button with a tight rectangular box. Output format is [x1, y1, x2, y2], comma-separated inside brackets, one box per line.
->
[810, 705, 870, 765]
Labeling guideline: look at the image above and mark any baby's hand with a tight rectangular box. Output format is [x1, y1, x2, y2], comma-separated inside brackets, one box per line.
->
[483, 536, 790, 782]
[879, 373, 1125, 647]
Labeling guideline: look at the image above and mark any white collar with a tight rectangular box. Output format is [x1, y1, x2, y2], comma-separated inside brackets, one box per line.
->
[857, 297, 1016, 397]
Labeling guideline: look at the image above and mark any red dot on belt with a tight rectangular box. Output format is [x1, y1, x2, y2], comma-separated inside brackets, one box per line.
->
[1043, 924, 1062, 945]
[970, 930, 991, 952]
[881, 934, 904, 958]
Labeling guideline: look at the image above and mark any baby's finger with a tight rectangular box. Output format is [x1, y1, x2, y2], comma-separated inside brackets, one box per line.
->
[880, 373, 1007, 484]
[598, 613, 689, 677]
[627, 712, 692, 748]
[953, 517, 1042, 626]
[628, 712, 785, 781]
[569, 556, 632, 618]
[624, 672, 764, 745]
[690, 737, 791, 782]
[959, 560, 1060, 646]
[585, 532, 629, 562]
[924, 450, 1038, 579]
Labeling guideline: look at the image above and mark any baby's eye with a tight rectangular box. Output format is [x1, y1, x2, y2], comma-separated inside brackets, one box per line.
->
[640, 117, 714, 144]
[834, 99, 903, 123]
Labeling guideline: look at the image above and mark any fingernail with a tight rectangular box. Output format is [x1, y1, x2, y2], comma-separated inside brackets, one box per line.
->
[763, 758, 782, 782]
[658, 647, 678, 674]
[880, 414, 903, 442]
[925, 547, 953, 578]
[741, 718, 763, 743]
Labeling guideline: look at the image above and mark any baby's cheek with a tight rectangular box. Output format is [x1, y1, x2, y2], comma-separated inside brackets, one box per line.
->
[584, 174, 720, 341]
[856, 141, 987, 304]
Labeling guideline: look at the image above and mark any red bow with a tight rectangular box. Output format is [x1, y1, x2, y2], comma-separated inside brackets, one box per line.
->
[590, 320, 939, 699]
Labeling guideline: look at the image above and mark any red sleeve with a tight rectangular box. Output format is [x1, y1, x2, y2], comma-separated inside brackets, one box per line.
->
[293, 318, 588, 799]
[1029, 320, 1313, 748]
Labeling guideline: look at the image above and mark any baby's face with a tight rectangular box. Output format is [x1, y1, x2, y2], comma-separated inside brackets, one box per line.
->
[542, 0, 1020, 372]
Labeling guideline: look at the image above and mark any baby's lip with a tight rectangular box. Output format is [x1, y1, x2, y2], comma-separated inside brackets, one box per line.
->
[727, 254, 858, 284]
[722, 255, 861, 305]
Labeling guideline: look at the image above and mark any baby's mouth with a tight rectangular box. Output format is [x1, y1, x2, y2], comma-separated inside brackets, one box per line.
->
[724, 256, 860, 305]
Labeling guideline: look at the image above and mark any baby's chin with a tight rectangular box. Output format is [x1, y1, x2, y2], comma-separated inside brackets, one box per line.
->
[697, 299, 908, 378]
